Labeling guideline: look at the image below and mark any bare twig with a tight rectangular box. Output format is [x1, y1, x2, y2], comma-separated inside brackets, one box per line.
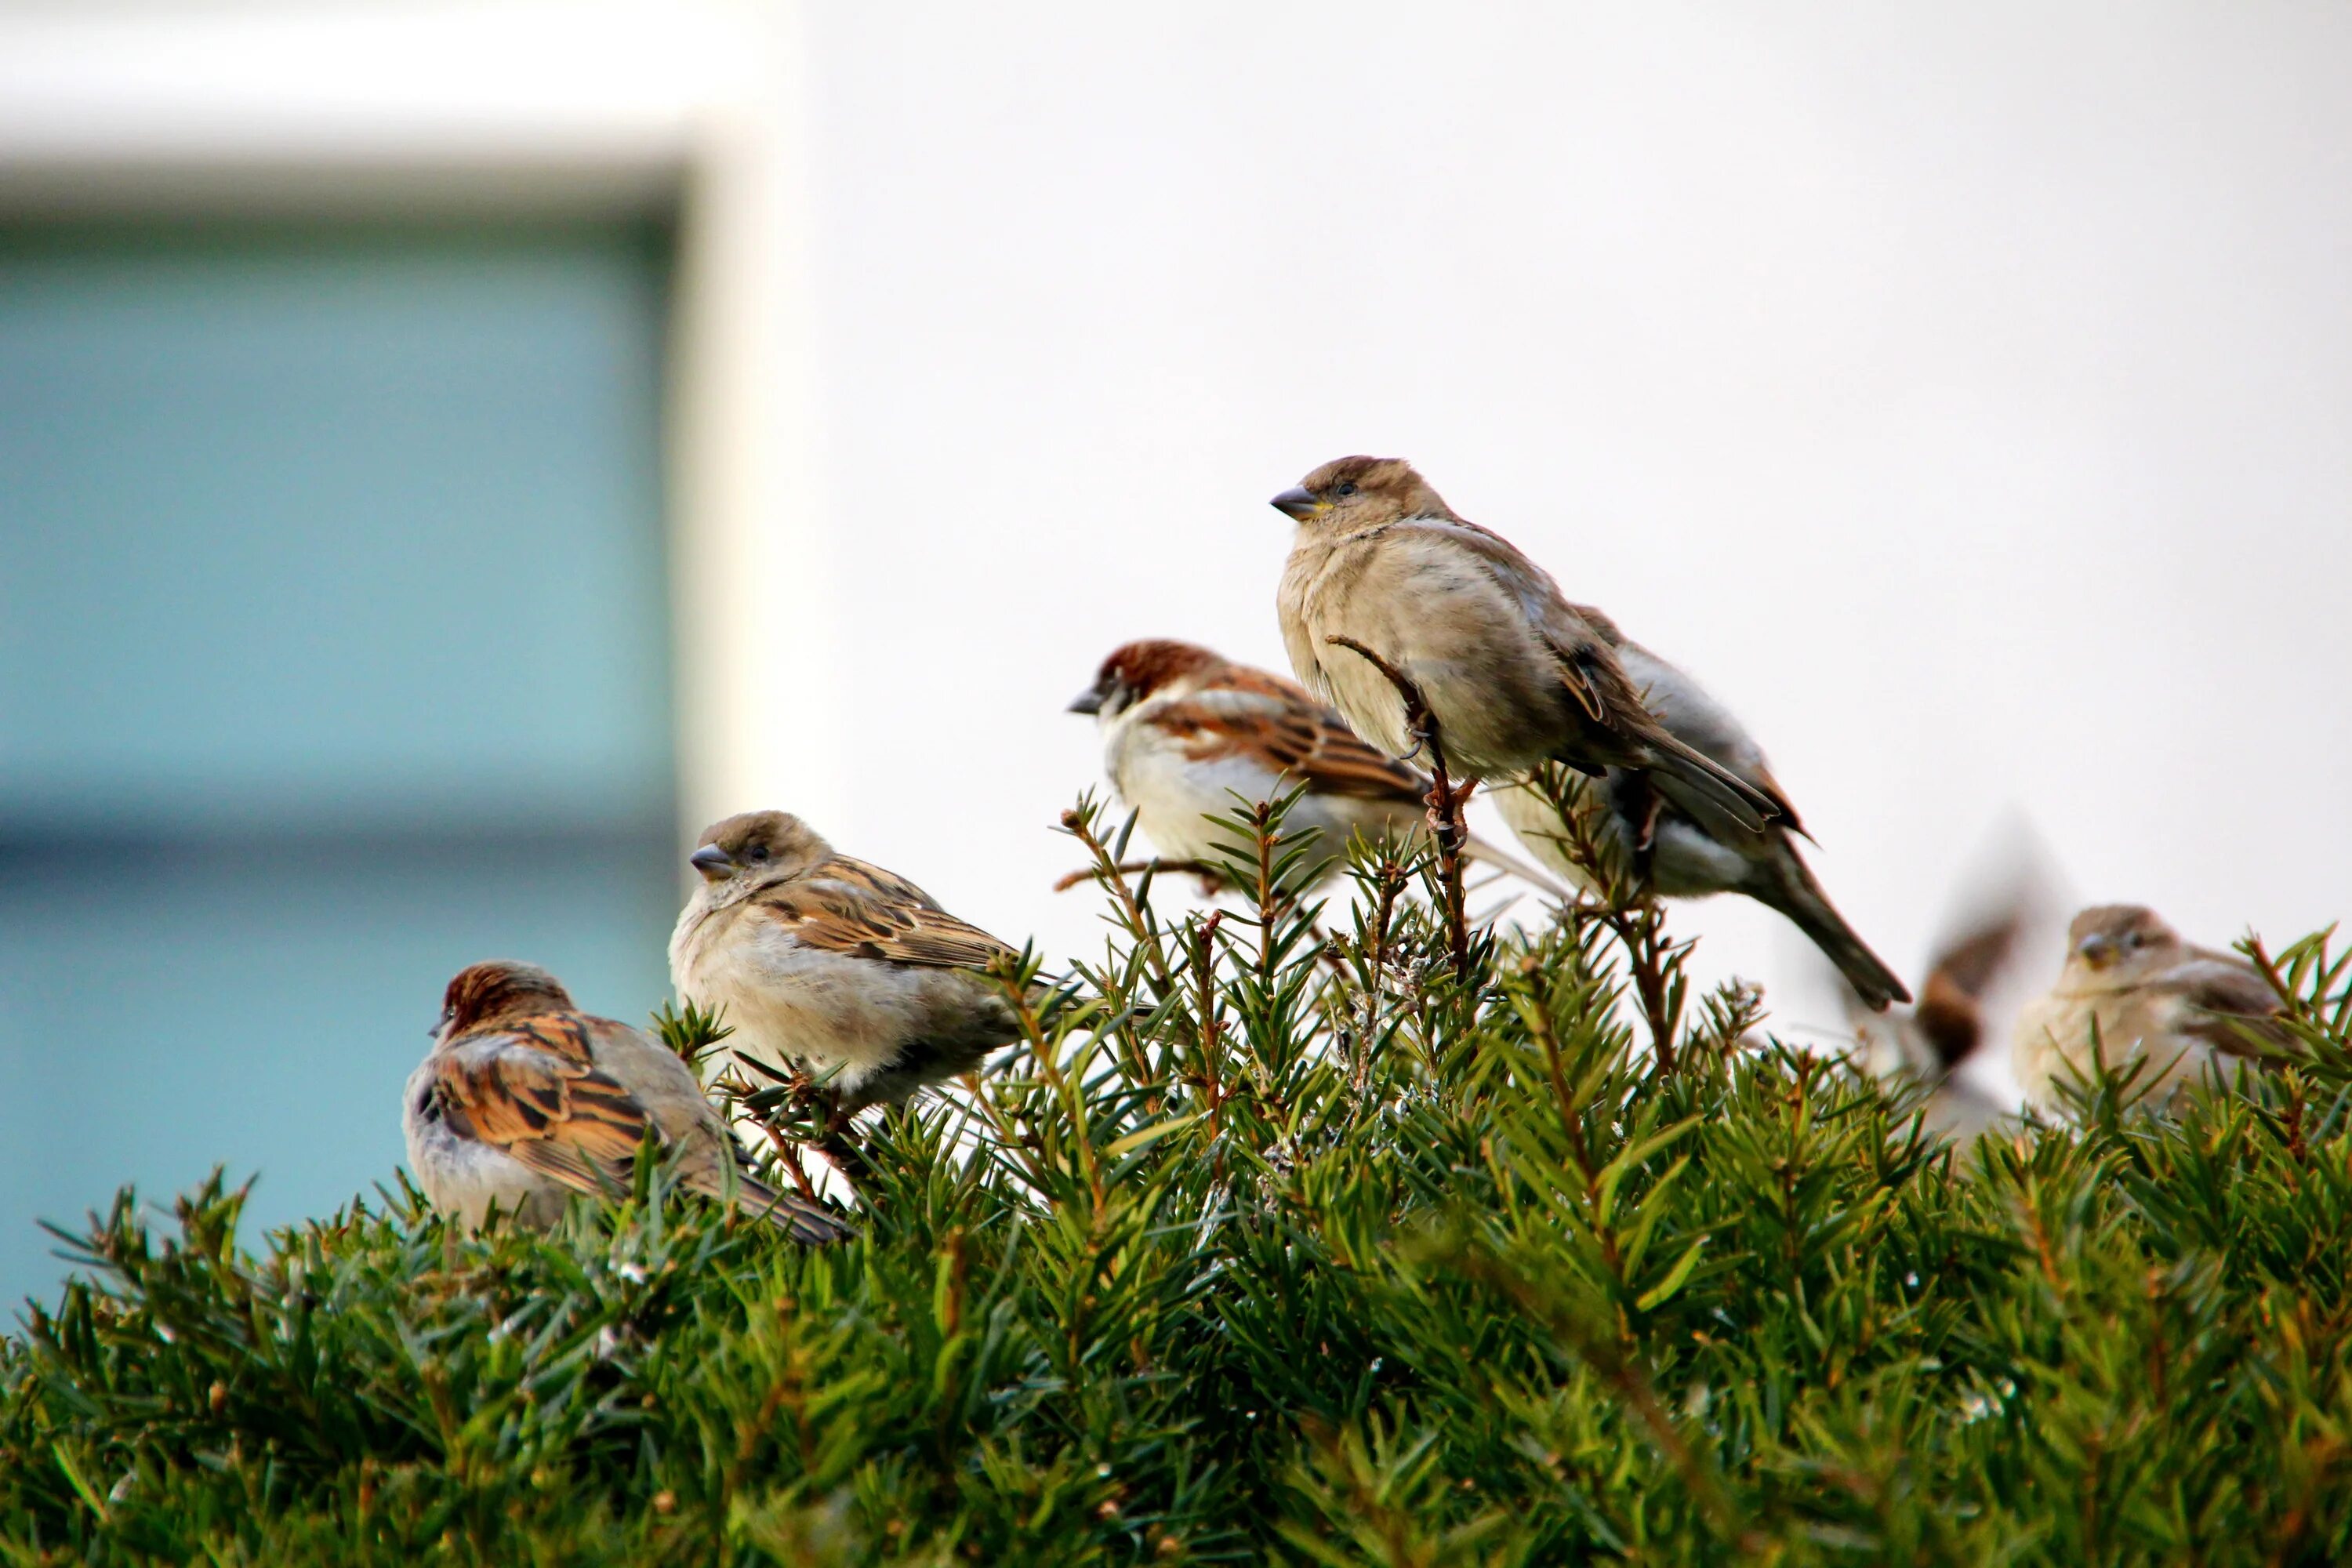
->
[760, 1120, 833, 1207]
[1058, 807, 1186, 1011]
[1322, 634, 1472, 981]
[1051, 858, 1221, 895]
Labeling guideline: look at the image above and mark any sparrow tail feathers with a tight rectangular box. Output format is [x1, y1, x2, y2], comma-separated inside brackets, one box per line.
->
[704, 1170, 854, 1245]
[1759, 877, 1911, 1011]
[1639, 731, 1780, 835]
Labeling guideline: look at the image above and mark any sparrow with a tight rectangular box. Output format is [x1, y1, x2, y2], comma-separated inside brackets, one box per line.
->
[1069, 637, 1565, 894]
[1847, 899, 2024, 1138]
[404, 960, 848, 1241]
[669, 811, 1024, 1117]
[2013, 905, 2291, 1114]
[1271, 456, 1777, 836]
[1484, 618, 1907, 1007]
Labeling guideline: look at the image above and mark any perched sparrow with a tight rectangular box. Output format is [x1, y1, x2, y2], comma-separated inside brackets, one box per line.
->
[1069, 637, 1564, 893]
[1486, 620, 1907, 1007]
[669, 811, 1023, 1116]
[2013, 905, 2289, 1114]
[404, 960, 847, 1241]
[1272, 456, 1776, 834]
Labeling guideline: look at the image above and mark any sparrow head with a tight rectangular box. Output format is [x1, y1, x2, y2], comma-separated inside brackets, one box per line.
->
[2063, 904, 2184, 982]
[1069, 639, 1225, 721]
[437, 960, 575, 1041]
[1270, 456, 1453, 529]
[688, 810, 833, 891]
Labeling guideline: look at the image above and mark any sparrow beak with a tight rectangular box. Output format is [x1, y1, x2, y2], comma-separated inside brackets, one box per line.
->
[688, 844, 738, 881]
[1066, 684, 1105, 715]
[1270, 486, 1320, 521]
[2075, 933, 2118, 970]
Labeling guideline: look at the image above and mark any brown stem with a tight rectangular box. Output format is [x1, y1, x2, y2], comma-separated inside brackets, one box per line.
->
[1356, 856, 1408, 1094]
[1051, 812, 1171, 1102]
[996, 956, 1105, 1222]
[761, 1120, 833, 1207]
[1190, 912, 1226, 1140]
[1051, 858, 1222, 895]
[711, 1057, 866, 1201]
[1322, 634, 1472, 981]
[1534, 764, 1683, 1073]
[1058, 810, 1174, 985]
[1619, 906, 1682, 1077]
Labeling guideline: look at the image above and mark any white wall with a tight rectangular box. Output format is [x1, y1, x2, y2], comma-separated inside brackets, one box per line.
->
[9, 2, 2347, 1108]
[793, 4, 2352, 1098]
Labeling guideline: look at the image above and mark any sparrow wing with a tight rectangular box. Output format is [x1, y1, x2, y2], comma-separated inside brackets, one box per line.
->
[1909, 909, 2028, 1070]
[1160, 682, 1428, 803]
[2156, 955, 2293, 1060]
[438, 1016, 853, 1241]
[1534, 622, 1632, 729]
[1345, 515, 1776, 827]
[1536, 620, 1780, 832]
[1601, 634, 1806, 835]
[1403, 519, 1678, 735]
[1928, 908, 2030, 1002]
[755, 858, 1019, 970]
[431, 1014, 655, 1195]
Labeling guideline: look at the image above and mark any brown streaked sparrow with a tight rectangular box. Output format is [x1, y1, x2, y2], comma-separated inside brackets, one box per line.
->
[1486, 617, 1907, 1008]
[1069, 637, 1564, 894]
[1271, 456, 1777, 834]
[2013, 905, 2290, 1114]
[669, 811, 1025, 1117]
[404, 960, 848, 1241]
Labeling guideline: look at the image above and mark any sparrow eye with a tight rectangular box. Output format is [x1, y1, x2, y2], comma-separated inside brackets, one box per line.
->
[747, 844, 769, 862]
[1333, 481, 1358, 498]
[2125, 931, 2145, 949]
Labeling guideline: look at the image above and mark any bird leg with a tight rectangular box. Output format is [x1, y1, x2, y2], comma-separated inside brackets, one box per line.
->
[1628, 786, 1661, 857]
[1323, 635, 1472, 981]
[1621, 775, 1664, 886]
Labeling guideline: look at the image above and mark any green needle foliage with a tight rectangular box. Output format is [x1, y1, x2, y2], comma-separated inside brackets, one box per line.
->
[3, 794, 2350, 1565]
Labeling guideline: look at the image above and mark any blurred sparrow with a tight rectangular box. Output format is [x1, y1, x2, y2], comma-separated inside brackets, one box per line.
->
[1486, 619, 1907, 1007]
[405, 960, 848, 1241]
[1847, 900, 2024, 1138]
[669, 811, 1024, 1117]
[2013, 905, 2289, 1114]
[1272, 456, 1777, 833]
[1069, 637, 1563, 893]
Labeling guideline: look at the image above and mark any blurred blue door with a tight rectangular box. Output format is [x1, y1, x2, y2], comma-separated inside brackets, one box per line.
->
[0, 223, 680, 1308]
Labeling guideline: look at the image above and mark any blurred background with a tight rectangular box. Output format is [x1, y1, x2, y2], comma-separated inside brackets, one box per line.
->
[3, 2, 2348, 1307]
